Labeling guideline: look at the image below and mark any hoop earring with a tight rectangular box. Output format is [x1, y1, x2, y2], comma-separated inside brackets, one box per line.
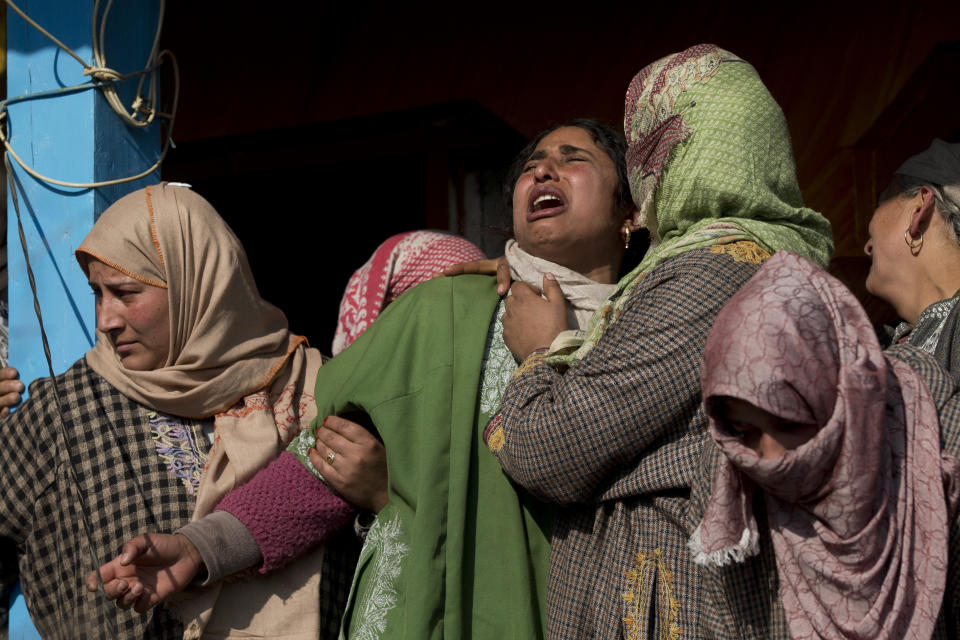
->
[904, 228, 923, 253]
[622, 224, 632, 249]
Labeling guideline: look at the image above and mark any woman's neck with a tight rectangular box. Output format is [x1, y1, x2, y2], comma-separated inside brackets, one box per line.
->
[903, 252, 960, 325]
[519, 245, 622, 285]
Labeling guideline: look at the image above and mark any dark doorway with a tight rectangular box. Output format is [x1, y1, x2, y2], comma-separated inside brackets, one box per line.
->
[163, 101, 525, 350]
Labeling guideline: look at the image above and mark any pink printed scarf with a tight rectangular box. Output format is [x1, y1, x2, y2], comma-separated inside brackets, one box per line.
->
[332, 231, 485, 355]
[691, 251, 960, 639]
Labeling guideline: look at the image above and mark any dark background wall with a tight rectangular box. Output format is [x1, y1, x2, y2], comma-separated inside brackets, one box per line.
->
[160, 1, 960, 348]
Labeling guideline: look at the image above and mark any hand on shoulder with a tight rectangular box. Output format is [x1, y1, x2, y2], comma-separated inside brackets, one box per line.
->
[442, 256, 512, 295]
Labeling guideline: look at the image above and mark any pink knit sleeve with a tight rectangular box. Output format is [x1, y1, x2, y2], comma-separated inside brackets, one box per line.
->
[215, 450, 355, 572]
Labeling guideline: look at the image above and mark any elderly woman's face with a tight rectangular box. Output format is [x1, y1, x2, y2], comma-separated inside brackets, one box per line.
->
[512, 126, 624, 277]
[87, 260, 170, 371]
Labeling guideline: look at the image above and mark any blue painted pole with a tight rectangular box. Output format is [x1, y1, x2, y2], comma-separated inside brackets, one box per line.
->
[6, 0, 98, 384]
[5, 1, 161, 634]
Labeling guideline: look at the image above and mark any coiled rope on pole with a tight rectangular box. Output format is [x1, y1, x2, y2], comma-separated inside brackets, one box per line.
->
[92, 0, 166, 127]
[1, 0, 178, 188]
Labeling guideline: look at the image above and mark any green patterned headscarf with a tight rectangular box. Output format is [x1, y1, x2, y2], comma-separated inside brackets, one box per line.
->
[547, 44, 833, 367]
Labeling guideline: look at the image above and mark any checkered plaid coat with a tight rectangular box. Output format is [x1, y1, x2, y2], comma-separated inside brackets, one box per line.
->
[490, 247, 764, 640]
[689, 343, 960, 639]
[0, 359, 196, 639]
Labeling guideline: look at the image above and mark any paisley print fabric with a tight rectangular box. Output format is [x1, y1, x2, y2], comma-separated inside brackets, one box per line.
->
[549, 43, 833, 370]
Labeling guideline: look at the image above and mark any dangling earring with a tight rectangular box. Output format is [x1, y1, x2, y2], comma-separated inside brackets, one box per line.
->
[904, 228, 923, 254]
[622, 223, 632, 249]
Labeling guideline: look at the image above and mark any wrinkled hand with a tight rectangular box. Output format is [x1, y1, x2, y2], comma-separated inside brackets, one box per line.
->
[85, 533, 203, 613]
[442, 256, 512, 295]
[0, 367, 24, 417]
[503, 274, 569, 360]
[309, 416, 388, 512]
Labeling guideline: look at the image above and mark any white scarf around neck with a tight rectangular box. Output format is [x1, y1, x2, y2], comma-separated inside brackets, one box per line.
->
[504, 239, 616, 330]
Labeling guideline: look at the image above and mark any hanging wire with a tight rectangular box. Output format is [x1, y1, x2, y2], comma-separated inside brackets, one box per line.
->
[1, 0, 178, 189]
[2, 0, 180, 630]
[5, 154, 120, 636]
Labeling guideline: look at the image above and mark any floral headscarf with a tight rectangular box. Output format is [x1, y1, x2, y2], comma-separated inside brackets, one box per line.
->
[549, 44, 833, 368]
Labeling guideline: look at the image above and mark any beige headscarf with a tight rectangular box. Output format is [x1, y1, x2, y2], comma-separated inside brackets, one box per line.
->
[77, 182, 307, 419]
[78, 184, 325, 639]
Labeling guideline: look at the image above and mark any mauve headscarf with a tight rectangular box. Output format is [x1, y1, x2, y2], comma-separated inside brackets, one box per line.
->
[691, 250, 960, 639]
[332, 230, 485, 355]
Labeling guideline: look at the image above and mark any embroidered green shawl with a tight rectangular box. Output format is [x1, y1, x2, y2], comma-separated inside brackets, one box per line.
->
[291, 276, 551, 639]
[550, 44, 834, 368]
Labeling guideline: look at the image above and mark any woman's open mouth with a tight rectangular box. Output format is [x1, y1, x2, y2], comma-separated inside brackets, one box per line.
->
[527, 187, 566, 221]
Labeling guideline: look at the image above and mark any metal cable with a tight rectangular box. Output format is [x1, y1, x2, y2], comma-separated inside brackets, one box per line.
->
[5, 154, 120, 636]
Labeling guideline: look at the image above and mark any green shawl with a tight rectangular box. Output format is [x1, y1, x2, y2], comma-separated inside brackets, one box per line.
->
[291, 275, 552, 639]
[550, 44, 834, 368]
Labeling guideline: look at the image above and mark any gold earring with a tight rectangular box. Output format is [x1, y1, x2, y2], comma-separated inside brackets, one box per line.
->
[622, 224, 632, 249]
[904, 228, 923, 252]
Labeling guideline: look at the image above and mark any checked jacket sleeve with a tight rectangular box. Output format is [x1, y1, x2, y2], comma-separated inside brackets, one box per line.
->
[485, 247, 764, 505]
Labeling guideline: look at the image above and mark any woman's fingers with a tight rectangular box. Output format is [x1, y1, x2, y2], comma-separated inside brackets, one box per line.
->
[85, 569, 108, 593]
[495, 257, 511, 295]
[541, 273, 564, 305]
[307, 447, 351, 501]
[308, 424, 388, 512]
[319, 416, 369, 443]
[502, 274, 569, 359]
[88, 559, 137, 600]
[104, 578, 130, 598]
[316, 419, 384, 469]
[0, 392, 21, 408]
[308, 447, 338, 476]
[118, 581, 145, 609]
[0, 367, 24, 413]
[316, 424, 352, 458]
[441, 256, 512, 294]
[134, 589, 160, 614]
[90, 533, 202, 610]
[442, 257, 501, 277]
[117, 534, 155, 564]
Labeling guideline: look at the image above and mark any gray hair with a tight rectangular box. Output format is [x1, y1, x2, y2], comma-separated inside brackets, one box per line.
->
[879, 174, 960, 243]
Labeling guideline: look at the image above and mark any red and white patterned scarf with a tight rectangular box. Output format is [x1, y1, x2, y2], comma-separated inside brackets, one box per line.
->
[332, 231, 485, 355]
[692, 251, 960, 639]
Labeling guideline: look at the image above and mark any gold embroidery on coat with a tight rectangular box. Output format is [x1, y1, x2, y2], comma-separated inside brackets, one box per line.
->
[513, 349, 549, 378]
[621, 547, 682, 639]
[708, 240, 771, 265]
[486, 424, 505, 453]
